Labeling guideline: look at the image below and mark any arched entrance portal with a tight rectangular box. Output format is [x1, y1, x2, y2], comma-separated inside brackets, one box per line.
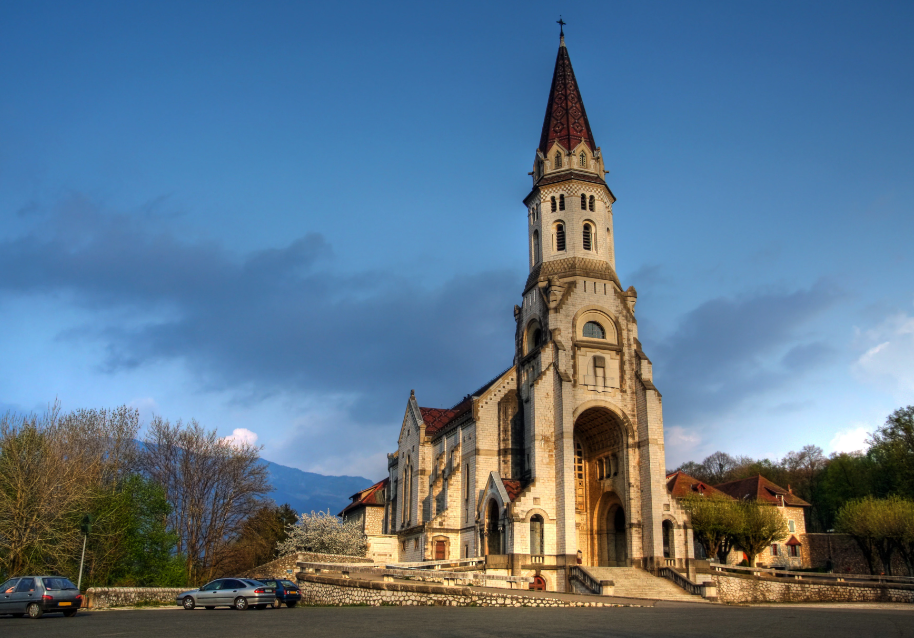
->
[574, 406, 629, 567]
[486, 500, 502, 555]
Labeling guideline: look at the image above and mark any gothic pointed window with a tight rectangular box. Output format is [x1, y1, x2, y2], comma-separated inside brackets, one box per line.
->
[583, 223, 593, 251]
[551, 196, 556, 212]
[589, 195, 595, 212]
[555, 223, 566, 252]
[555, 151, 562, 169]
[580, 193, 587, 210]
[583, 321, 605, 339]
[559, 194, 565, 211]
[579, 151, 586, 167]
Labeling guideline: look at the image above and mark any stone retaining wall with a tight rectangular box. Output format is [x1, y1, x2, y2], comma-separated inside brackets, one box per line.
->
[803, 534, 908, 575]
[297, 574, 619, 607]
[711, 571, 914, 604]
[85, 587, 185, 609]
[240, 552, 373, 580]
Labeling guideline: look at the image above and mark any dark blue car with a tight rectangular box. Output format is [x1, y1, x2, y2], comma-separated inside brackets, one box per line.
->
[253, 578, 301, 608]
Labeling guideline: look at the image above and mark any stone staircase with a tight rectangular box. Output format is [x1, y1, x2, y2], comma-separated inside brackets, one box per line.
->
[580, 567, 709, 602]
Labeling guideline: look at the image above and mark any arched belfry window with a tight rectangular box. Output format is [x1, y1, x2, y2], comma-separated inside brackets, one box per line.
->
[580, 193, 587, 210]
[533, 230, 540, 263]
[555, 151, 562, 168]
[579, 151, 586, 167]
[559, 194, 565, 211]
[583, 223, 594, 251]
[583, 321, 605, 339]
[555, 223, 566, 252]
[589, 195, 595, 212]
[550, 196, 557, 213]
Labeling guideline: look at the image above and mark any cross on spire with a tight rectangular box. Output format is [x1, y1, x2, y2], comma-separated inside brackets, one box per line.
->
[557, 17, 566, 37]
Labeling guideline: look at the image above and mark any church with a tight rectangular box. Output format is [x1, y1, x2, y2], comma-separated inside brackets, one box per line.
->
[348, 31, 694, 592]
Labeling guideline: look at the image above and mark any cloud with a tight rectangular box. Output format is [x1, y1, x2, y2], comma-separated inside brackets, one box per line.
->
[828, 425, 871, 454]
[663, 425, 703, 468]
[645, 281, 842, 425]
[853, 310, 914, 396]
[0, 196, 522, 471]
[223, 427, 259, 448]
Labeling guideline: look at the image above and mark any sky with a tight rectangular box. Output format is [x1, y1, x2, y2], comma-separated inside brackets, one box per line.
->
[1, 1, 913, 479]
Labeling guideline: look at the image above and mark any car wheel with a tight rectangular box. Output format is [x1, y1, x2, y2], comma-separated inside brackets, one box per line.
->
[27, 603, 43, 619]
[182, 596, 196, 610]
[204, 606, 215, 610]
[233, 597, 248, 611]
[63, 610, 78, 617]
[286, 601, 298, 608]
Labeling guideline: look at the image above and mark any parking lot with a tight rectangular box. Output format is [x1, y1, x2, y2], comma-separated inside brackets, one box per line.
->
[2, 603, 914, 638]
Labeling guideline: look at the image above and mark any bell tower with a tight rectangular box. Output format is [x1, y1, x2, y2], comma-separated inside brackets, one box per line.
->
[514, 28, 670, 575]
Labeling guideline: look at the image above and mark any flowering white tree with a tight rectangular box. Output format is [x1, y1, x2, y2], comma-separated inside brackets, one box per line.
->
[277, 511, 368, 557]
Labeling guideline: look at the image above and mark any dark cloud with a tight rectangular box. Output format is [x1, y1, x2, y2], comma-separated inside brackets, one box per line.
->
[0, 197, 522, 425]
[642, 282, 843, 424]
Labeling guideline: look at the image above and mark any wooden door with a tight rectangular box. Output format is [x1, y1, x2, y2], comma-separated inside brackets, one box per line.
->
[435, 540, 446, 560]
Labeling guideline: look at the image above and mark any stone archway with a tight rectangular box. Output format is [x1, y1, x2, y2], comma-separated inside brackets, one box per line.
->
[573, 406, 629, 567]
[485, 499, 502, 556]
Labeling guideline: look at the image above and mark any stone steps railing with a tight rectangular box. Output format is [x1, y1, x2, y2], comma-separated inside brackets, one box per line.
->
[569, 566, 613, 596]
[658, 567, 716, 600]
[296, 561, 532, 589]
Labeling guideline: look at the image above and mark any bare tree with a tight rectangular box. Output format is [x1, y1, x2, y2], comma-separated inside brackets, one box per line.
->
[141, 417, 271, 584]
[0, 403, 139, 578]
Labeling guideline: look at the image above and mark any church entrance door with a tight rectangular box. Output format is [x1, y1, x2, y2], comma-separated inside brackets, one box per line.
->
[486, 500, 502, 555]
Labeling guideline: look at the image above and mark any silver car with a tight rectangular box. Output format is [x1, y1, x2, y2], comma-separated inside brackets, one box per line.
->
[176, 578, 275, 611]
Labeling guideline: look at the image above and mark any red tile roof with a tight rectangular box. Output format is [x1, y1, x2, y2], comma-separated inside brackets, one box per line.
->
[338, 477, 388, 517]
[418, 368, 512, 437]
[713, 475, 811, 508]
[666, 471, 732, 500]
[502, 479, 525, 502]
[785, 535, 802, 546]
[538, 39, 597, 154]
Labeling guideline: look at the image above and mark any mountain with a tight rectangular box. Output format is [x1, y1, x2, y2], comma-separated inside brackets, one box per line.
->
[261, 459, 374, 516]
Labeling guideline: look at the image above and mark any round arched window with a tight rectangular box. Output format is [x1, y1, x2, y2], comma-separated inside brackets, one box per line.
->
[583, 321, 605, 339]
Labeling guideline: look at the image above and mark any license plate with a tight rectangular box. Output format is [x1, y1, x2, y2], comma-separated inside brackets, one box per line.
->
[59, 602, 72, 606]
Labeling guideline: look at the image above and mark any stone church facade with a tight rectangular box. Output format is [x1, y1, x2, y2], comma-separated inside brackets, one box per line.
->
[375, 33, 692, 592]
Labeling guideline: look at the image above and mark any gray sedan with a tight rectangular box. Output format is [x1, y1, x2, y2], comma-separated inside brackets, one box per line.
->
[176, 578, 275, 610]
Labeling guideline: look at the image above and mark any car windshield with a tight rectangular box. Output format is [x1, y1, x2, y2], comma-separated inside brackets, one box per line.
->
[43, 578, 78, 590]
[281, 580, 297, 588]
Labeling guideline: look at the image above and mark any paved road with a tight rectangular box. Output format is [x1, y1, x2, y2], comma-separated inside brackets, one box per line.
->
[2, 603, 913, 637]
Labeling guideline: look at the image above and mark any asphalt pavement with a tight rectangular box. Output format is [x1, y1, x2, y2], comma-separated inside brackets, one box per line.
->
[2, 603, 913, 637]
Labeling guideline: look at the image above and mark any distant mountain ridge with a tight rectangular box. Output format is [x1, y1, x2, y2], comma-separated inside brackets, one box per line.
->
[261, 459, 374, 516]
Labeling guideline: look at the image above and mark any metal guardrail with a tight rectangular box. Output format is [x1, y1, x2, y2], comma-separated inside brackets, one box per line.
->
[709, 563, 914, 586]
[658, 567, 703, 597]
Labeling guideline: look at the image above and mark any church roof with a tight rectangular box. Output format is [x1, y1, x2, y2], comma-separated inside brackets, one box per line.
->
[538, 37, 597, 155]
[338, 477, 388, 517]
[713, 474, 811, 508]
[666, 471, 732, 500]
[418, 367, 512, 437]
[501, 479, 525, 502]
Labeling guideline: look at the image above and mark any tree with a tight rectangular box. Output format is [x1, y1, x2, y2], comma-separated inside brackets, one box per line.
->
[141, 417, 271, 584]
[732, 501, 789, 568]
[680, 494, 742, 562]
[0, 404, 139, 578]
[868, 406, 914, 499]
[217, 503, 298, 576]
[835, 497, 895, 575]
[277, 511, 367, 557]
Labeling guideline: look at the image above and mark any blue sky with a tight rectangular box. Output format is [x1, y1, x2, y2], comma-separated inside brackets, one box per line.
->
[1, 1, 912, 479]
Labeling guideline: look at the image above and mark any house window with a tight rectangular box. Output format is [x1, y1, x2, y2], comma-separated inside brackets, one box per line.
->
[579, 151, 586, 167]
[555, 151, 562, 168]
[583, 223, 594, 251]
[583, 321, 605, 339]
[788, 520, 796, 533]
[771, 544, 779, 556]
[580, 193, 587, 210]
[559, 194, 565, 211]
[589, 195, 595, 212]
[550, 196, 556, 212]
[414, 539, 419, 550]
[555, 223, 566, 251]
[788, 544, 799, 557]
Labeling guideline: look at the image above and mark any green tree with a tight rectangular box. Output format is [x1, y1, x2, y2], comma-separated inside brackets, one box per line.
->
[732, 501, 789, 568]
[868, 406, 914, 499]
[218, 503, 298, 576]
[835, 497, 896, 575]
[680, 494, 742, 562]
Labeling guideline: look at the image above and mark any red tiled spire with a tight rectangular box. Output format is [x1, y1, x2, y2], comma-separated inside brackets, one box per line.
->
[538, 36, 597, 155]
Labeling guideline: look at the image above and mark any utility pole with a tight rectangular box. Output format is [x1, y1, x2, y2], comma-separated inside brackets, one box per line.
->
[77, 514, 92, 591]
